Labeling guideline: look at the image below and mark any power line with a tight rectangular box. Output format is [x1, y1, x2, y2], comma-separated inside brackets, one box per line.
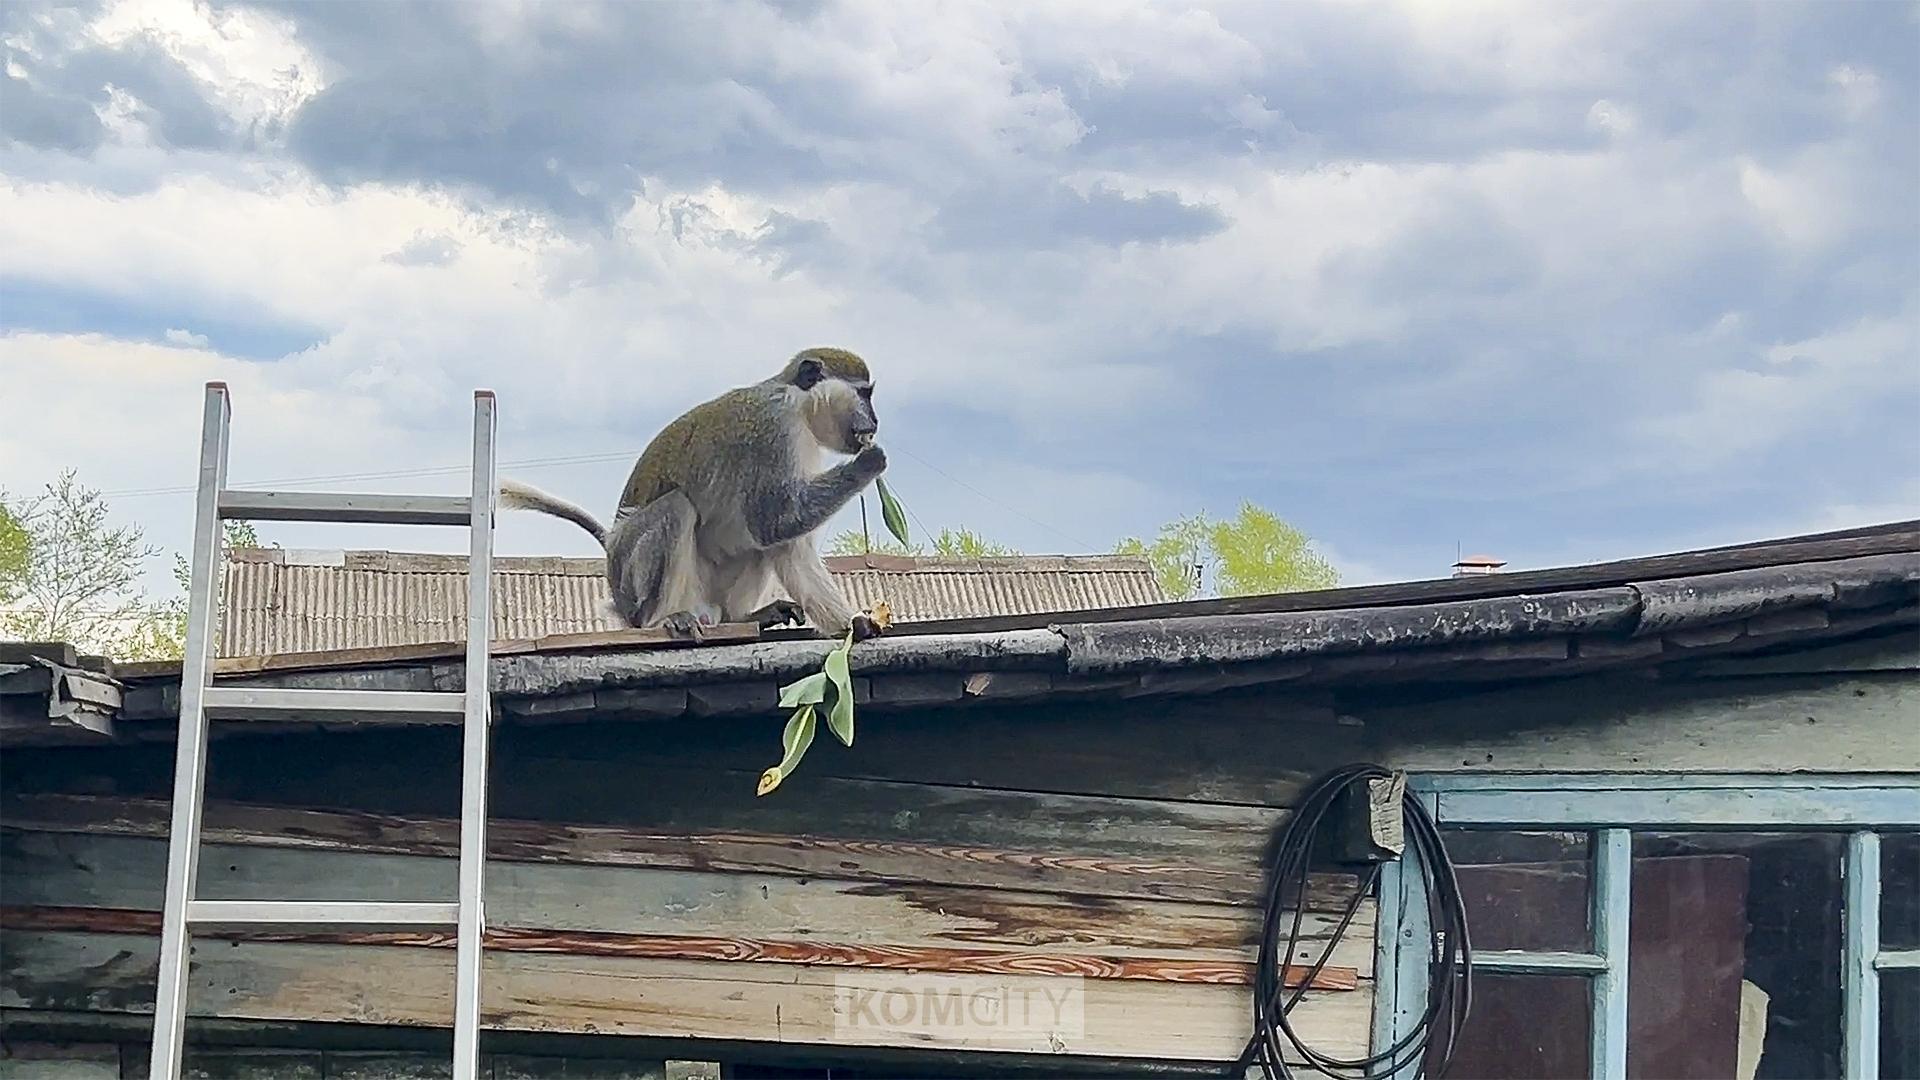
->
[894, 445, 1095, 551]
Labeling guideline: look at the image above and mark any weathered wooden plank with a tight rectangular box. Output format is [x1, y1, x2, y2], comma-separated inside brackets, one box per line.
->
[1679, 630, 1920, 677]
[0, 1041, 119, 1079]
[2, 792, 1359, 912]
[119, 1047, 326, 1079]
[310, 1052, 459, 1080]
[2, 726, 1329, 903]
[1367, 671, 1920, 774]
[503, 692, 1362, 806]
[1059, 588, 1641, 674]
[1630, 553, 1918, 636]
[485, 630, 1067, 698]
[0, 930, 1371, 1064]
[494, 1055, 667, 1079]
[0, 644, 79, 666]
[0, 825, 1374, 976]
[0, 1009, 1243, 1078]
[1433, 786, 1919, 828]
[1, 907, 1359, 990]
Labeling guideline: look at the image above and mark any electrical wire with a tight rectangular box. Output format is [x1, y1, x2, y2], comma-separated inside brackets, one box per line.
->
[1241, 764, 1473, 1080]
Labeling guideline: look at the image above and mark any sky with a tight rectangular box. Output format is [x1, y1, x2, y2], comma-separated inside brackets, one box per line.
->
[2, 0, 1917, 601]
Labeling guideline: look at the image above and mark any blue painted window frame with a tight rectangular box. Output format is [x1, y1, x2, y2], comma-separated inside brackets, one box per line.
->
[1372, 773, 1920, 1080]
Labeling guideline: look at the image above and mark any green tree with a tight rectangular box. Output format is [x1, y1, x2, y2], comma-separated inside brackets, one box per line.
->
[1117, 502, 1337, 601]
[0, 471, 266, 660]
[826, 527, 916, 556]
[1115, 513, 1209, 601]
[930, 528, 1018, 558]
[158, 520, 265, 653]
[0, 470, 167, 656]
[1209, 502, 1338, 595]
[0, 501, 27, 606]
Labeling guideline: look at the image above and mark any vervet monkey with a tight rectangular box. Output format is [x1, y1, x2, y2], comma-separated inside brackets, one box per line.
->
[499, 347, 888, 641]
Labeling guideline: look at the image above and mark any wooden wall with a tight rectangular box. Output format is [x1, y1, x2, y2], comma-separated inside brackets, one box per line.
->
[1, 691, 1377, 1075]
[10, 630, 1912, 1075]
[1359, 634, 1920, 775]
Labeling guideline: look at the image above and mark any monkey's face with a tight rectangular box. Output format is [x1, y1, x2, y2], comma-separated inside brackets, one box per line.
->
[793, 356, 879, 454]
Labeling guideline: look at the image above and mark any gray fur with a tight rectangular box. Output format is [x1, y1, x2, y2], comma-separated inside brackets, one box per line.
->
[498, 478, 605, 543]
[497, 352, 886, 638]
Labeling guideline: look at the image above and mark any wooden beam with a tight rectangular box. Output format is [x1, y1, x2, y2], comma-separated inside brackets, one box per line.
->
[2, 791, 1358, 910]
[1367, 671, 1920, 775]
[2, 801, 1374, 974]
[0, 643, 79, 666]
[1, 906, 1358, 990]
[0, 929, 1371, 1064]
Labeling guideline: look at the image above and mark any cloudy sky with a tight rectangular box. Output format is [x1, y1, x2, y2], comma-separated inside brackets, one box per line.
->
[3, 0, 1916, 598]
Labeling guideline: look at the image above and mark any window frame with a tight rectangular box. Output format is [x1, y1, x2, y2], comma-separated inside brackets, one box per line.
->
[1371, 773, 1920, 1080]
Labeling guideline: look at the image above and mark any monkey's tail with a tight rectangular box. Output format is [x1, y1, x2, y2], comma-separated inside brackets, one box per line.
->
[497, 478, 607, 545]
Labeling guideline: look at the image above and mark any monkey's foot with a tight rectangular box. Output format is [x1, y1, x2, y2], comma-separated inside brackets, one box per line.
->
[659, 611, 708, 641]
[746, 599, 806, 630]
[849, 613, 886, 643]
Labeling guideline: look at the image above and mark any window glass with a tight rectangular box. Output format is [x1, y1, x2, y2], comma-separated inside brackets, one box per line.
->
[1886, 970, 1920, 1080]
[1441, 973, 1591, 1079]
[1442, 828, 1592, 952]
[1883, 831, 1920, 950]
[1627, 833, 1844, 1080]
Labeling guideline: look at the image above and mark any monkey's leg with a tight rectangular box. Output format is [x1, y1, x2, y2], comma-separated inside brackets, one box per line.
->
[604, 491, 707, 635]
[769, 540, 879, 639]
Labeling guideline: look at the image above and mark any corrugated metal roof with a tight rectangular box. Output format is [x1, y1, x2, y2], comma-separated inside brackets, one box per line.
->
[215, 548, 1165, 657]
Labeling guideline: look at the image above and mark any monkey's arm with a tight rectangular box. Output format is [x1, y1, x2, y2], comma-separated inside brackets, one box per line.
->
[748, 445, 886, 548]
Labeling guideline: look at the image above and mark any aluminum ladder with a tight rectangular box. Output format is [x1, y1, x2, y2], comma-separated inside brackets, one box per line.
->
[148, 381, 498, 1080]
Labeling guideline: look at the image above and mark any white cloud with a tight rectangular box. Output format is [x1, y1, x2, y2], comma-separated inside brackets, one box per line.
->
[2, 0, 1915, 602]
[88, 0, 328, 131]
[1829, 64, 1882, 121]
[1641, 307, 1920, 469]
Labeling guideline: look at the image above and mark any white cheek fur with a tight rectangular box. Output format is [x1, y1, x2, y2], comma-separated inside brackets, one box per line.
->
[803, 382, 857, 449]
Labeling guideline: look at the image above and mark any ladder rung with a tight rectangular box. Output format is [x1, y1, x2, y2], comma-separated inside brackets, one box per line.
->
[219, 489, 473, 525]
[202, 686, 466, 721]
[188, 900, 460, 932]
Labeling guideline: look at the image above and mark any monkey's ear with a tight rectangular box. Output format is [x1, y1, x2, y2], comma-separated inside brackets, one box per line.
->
[792, 357, 825, 390]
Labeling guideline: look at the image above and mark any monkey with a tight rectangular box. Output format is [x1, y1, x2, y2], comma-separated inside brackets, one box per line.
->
[497, 347, 888, 642]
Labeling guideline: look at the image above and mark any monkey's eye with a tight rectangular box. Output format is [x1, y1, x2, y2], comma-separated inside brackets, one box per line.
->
[858, 385, 873, 400]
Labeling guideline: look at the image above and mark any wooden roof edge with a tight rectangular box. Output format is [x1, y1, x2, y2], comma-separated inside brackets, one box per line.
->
[71, 519, 1920, 685]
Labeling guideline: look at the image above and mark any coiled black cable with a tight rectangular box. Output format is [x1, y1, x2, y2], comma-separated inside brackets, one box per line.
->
[1239, 764, 1473, 1080]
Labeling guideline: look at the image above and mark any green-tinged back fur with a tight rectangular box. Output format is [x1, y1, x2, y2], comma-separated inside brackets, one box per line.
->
[619, 348, 871, 510]
[784, 346, 870, 383]
[620, 389, 760, 509]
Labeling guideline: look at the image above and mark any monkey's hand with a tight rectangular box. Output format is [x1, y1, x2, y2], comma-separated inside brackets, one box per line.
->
[660, 611, 707, 642]
[849, 613, 886, 642]
[746, 599, 806, 630]
[850, 443, 887, 479]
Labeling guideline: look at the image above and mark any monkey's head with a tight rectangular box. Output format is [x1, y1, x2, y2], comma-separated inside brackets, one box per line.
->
[782, 347, 878, 455]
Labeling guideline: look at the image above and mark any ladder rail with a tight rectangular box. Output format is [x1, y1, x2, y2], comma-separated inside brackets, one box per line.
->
[453, 391, 497, 1078]
[148, 383, 499, 1080]
[149, 382, 231, 1079]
